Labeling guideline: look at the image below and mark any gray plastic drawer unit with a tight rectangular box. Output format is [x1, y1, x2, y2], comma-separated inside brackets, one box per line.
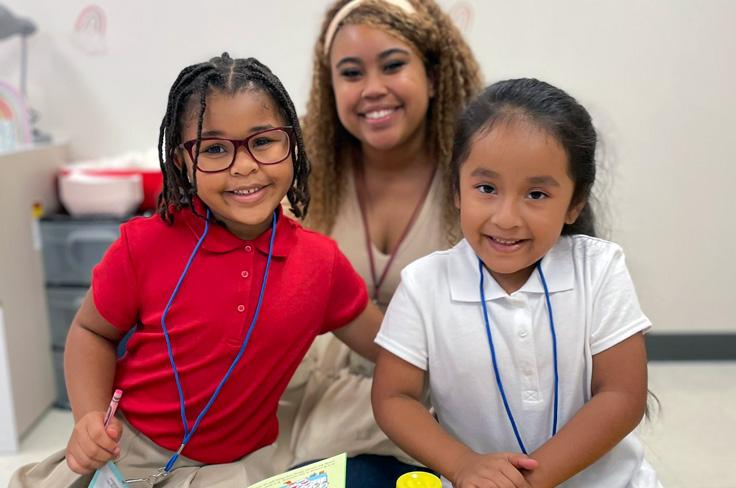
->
[52, 349, 70, 409]
[40, 220, 121, 285]
[40, 215, 127, 409]
[46, 286, 88, 349]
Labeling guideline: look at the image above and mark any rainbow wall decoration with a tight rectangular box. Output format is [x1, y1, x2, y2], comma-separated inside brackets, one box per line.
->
[71, 5, 107, 55]
[0, 81, 32, 152]
[449, 1, 474, 33]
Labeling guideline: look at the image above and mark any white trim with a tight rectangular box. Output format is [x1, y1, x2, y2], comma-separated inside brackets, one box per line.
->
[0, 305, 19, 453]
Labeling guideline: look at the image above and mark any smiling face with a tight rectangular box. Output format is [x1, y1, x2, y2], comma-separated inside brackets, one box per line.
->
[178, 89, 294, 240]
[329, 23, 433, 153]
[457, 120, 583, 293]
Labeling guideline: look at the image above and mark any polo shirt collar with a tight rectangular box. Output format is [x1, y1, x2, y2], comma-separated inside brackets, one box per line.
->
[180, 198, 296, 257]
[449, 237, 574, 302]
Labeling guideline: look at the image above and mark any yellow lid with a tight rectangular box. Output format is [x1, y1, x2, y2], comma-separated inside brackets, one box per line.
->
[396, 471, 442, 488]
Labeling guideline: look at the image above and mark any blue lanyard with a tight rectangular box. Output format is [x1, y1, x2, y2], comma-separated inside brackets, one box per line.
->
[159, 209, 277, 473]
[477, 257, 559, 455]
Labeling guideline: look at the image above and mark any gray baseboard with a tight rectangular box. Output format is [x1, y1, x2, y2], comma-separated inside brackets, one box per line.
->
[646, 333, 736, 361]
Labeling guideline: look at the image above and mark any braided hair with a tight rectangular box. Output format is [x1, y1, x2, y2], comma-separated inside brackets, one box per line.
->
[157, 53, 310, 223]
[303, 0, 481, 243]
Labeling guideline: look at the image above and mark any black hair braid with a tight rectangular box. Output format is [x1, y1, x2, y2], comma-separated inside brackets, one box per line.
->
[238, 58, 311, 218]
[188, 70, 223, 220]
[156, 53, 311, 223]
[157, 63, 214, 222]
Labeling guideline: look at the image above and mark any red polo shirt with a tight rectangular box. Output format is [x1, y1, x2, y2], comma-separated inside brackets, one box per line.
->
[92, 206, 367, 463]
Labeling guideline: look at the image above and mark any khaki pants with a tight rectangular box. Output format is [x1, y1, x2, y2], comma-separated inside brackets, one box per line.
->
[287, 335, 418, 467]
[8, 415, 287, 488]
[8, 378, 307, 488]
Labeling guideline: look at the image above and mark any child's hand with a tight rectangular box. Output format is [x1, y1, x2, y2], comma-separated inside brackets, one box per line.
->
[66, 411, 123, 474]
[452, 451, 539, 488]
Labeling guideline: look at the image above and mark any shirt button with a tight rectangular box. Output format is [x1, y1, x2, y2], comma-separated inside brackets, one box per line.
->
[244, 245, 253, 252]
[237, 305, 245, 312]
[524, 390, 538, 401]
[519, 330, 528, 338]
[241, 270, 249, 278]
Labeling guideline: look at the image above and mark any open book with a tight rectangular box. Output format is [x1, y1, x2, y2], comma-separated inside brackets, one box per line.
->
[89, 453, 346, 488]
[247, 453, 346, 488]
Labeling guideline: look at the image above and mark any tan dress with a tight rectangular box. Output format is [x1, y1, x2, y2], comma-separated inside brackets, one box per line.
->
[287, 168, 453, 466]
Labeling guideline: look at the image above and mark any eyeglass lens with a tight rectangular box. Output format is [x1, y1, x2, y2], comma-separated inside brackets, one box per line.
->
[195, 129, 290, 171]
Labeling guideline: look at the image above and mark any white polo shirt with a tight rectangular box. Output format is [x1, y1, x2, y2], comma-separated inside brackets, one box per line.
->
[376, 236, 660, 487]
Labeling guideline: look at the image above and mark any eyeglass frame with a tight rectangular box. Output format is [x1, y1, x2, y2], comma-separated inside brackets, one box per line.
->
[177, 126, 295, 173]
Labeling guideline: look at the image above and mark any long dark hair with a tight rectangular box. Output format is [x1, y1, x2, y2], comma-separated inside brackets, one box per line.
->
[156, 53, 310, 223]
[451, 78, 597, 236]
[304, 0, 481, 243]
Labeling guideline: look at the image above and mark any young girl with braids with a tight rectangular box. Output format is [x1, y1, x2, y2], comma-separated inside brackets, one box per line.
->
[10, 53, 381, 488]
[283, 0, 482, 484]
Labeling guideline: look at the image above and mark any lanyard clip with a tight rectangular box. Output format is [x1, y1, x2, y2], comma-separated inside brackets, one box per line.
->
[148, 468, 170, 485]
[125, 468, 169, 487]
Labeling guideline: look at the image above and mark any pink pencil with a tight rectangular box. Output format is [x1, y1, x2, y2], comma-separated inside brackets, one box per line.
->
[103, 389, 123, 427]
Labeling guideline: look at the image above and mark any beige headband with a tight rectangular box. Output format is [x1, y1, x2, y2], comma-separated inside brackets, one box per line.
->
[323, 0, 416, 57]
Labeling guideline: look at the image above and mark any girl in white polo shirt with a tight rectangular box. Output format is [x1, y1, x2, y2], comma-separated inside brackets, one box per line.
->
[372, 78, 661, 488]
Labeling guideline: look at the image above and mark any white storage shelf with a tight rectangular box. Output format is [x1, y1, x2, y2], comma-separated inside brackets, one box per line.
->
[0, 143, 67, 454]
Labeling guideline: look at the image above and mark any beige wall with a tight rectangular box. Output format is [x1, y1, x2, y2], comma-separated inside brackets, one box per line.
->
[1, 1, 734, 333]
[467, 1, 736, 332]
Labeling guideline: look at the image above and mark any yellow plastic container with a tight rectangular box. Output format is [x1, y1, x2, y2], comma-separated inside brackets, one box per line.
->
[396, 471, 442, 488]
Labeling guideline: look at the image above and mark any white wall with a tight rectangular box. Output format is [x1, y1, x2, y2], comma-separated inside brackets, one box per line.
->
[1, 0, 734, 334]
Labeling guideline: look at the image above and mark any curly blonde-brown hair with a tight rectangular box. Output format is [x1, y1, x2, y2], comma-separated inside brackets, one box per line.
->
[303, 0, 482, 243]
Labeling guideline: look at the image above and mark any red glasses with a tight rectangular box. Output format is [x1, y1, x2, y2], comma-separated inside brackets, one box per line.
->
[179, 127, 294, 173]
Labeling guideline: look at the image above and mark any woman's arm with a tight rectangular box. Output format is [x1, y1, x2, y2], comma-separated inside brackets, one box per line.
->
[64, 289, 126, 473]
[372, 348, 537, 487]
[332, 300, 383, 362]
[524, 332, 648, 488]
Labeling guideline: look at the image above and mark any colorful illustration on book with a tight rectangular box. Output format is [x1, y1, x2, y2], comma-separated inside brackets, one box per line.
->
[0, 81, 32, 152]
[71, 5, 107, 55]
[449, 1, 474, 32]
[280, 471, 328, 488]
[247, 453, 346, 488]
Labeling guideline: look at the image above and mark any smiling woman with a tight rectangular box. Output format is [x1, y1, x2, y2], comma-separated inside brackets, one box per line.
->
[279, 0, 482, 485]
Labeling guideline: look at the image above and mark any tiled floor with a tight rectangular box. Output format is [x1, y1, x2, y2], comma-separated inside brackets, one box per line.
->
[639, 361, 736, 488]
[1, 362, 734, 487]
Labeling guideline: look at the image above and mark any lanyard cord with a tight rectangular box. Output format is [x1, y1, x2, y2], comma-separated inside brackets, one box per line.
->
[160, 210, 278, 472]
[477, 258, 559, 454]
[355, 165, 434, 303]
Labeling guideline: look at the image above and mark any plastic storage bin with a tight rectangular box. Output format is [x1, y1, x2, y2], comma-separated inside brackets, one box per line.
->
[40, 215, 125, 408]
[46, 287, 87, 349]
[52, 349, 70, 409]
[41, 219, 121, 285]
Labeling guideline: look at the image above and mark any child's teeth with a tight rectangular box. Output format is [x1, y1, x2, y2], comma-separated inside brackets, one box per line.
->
[366, 109, 393, 119]
[233, 188, 259, 195]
